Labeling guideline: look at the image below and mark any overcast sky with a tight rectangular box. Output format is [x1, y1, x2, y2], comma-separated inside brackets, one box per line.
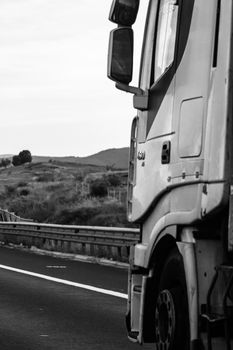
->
[0, 0, 148, 157]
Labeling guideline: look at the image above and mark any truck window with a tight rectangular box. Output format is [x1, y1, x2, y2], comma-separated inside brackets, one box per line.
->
[153, 0, 178, 83]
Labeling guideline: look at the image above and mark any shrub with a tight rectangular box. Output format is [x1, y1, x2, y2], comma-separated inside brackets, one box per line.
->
[57, 206, 99, 225]
[4, 185, 17, 196]
[20, 189, 30, 196]
[90, 179, 108, 197]
[36, 173, 55, 182]
[17, 181, 28, 188]
[55, 202, 129, 226]
[88, 213, 128, 227]
[106, 174, 121, 187]
[73, 173, 84, 182]
[7, 197, 56, 223]
[0, 158, 11, 168]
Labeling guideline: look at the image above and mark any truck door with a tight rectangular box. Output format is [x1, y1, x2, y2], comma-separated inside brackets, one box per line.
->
[130, 0, 185, 221]
[131, 0, 218, 222]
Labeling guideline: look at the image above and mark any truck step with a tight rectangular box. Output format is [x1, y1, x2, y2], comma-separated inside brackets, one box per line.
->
[205, 264, 233, 350]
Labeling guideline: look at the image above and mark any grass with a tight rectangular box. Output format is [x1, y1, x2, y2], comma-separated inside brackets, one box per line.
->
[0, 161, 135, 227]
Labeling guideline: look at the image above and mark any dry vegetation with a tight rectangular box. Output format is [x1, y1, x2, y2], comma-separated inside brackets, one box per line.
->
[0, 161, 135, 227]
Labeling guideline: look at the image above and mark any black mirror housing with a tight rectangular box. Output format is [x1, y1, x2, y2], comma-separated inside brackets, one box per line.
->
[109, 0, 139, 26]
[107, 27, 133, 85]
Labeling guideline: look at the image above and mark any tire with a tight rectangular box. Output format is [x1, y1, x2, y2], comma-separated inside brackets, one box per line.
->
[154, 248, 190, 350]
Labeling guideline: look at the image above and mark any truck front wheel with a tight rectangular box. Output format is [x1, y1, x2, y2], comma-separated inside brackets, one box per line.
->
[154, 248, 190, 350]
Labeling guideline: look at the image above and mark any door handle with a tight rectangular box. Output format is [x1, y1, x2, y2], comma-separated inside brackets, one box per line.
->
[161, 141, 171, 164]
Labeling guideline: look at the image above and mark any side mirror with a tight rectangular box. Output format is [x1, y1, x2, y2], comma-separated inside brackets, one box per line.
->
[109, 0, 140, 26]
[107, 27, 133, 85]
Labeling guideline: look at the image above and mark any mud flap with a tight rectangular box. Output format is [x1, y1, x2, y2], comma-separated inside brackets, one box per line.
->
[139, 275, 156, 343]
[126, 267, 156, 344]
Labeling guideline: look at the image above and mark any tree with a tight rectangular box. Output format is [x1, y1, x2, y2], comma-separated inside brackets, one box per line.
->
[12, 155, 21, 166]
[12, 150, 32, 167]
[19, 150, 32, 164]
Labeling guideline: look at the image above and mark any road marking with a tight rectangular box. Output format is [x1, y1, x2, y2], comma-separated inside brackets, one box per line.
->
[46, 265, 67, 269]
[0, 264, 128, 299]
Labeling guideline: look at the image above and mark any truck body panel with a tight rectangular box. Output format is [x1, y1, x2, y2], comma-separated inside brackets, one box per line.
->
[107, 0, 233, 349]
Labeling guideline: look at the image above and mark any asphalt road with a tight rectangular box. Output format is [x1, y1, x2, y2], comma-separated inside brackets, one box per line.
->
[0, 246, 153, 350]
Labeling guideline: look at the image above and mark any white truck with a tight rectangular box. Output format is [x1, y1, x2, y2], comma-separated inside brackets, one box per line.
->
[107, 1, 233, 349]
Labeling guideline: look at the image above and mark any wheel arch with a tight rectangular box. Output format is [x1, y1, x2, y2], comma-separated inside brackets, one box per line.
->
[141, 233, 178, 343]
[148, 233, 177, 273]
[142, 230, 199, 347]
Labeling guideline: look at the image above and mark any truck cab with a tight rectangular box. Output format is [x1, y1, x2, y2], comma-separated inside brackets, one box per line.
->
[107, 1, 233, 349]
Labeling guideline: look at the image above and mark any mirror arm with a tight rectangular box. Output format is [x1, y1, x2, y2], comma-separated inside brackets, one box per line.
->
[115, 82, 143, 95]
[115, 82, 149, 111]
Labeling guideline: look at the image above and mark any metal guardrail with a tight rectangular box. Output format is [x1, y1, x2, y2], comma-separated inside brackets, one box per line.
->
[0, 222, 140, 248]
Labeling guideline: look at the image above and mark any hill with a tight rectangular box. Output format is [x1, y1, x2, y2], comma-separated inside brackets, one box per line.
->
[23, 147, 129, 170]
[0, 154, 13, 159]
[0, 158, 135, 227]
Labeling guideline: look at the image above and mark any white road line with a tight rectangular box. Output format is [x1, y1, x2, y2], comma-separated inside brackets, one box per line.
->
[0, 264, 128, 299]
